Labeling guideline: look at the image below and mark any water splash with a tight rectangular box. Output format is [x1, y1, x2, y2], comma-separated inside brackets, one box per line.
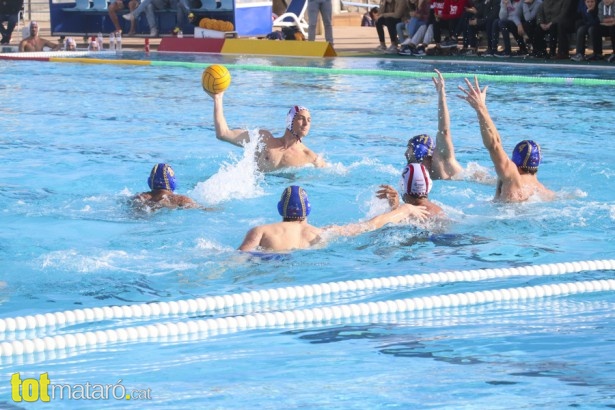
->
[191, 129, 265, 205]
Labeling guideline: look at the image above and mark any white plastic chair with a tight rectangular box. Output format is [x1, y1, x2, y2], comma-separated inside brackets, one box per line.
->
[219, 0, 233, 10]
[63, 0, 91, 12]
[90, 0, 108, 11]
[272, 0, 308, 36]
[192, 0, 218, 11]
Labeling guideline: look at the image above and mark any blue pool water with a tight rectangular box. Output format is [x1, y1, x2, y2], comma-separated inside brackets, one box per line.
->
[0, 53, 614, 409]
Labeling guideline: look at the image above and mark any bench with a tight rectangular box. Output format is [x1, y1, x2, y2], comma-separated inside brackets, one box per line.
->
[54, 0, 235, 36]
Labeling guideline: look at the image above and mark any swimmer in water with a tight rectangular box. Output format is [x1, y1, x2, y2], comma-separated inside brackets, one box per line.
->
[404, 69, 464, 180]
[206, 90, 327, 172]
[377, 163, 446, 218]
[18, 21, 62, 52]
[238, 185, 429, 252]
[457, 76, 555, 202]
[132, 163, 205, 210]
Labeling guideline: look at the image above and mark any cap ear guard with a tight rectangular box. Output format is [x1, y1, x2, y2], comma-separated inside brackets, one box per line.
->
[278, 186, 311, 220]
[147, 163, 177, 192]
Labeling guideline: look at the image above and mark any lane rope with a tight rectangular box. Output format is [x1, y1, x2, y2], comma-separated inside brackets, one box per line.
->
[2, 52, 614, 86]
[1, 278, 613, 357]
[0, 259, 613, 335]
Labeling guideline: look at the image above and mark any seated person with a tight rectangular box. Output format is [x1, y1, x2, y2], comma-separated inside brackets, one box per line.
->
[375, 0, 409, 53]
[399, 0, 430, 47]
[521, 0, 542, 54]
[596, 0, 615, 62]
[0, 0, 23, 44]
[535, 0, 577, 59]
[238, 185, 429, 252]
[398, 22, 433, 54]
[19, 21, 62, 52]
[432, 0, 469, 48]
[362, 6, 380, 26]
[108, 0, 138, 35]
[492, 0, 529, 57]
[570, 0, 599, 61]
[458, 0, 500, 56]
[124, 0, 180, 37]
[132, 163, 202, 210]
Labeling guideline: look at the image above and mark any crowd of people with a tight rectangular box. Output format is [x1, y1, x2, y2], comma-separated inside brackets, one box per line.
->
[131, 69, 555, 254]
[368, 0, 615, 61]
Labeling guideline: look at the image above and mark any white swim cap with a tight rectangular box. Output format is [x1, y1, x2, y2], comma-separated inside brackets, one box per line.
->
[400, 163, 432, 197]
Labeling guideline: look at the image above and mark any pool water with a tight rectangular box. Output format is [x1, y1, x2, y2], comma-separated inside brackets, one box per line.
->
[0, 53, 614, 409]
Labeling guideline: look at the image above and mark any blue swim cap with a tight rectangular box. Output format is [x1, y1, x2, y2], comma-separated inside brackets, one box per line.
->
[147, 163, 177, 191]
[407, 134, 435, 163]
[511, 140, 542, 171]
[278, 185, 311, 220]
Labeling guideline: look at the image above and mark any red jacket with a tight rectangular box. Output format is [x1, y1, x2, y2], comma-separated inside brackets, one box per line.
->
[432, 0, 468, 19]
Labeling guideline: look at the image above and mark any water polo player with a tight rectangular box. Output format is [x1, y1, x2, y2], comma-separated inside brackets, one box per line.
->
[458, 77, 555, 202]
[238, 185, 429, 252]
[206, 87, 327, 171]
[132, 163, 201, 210]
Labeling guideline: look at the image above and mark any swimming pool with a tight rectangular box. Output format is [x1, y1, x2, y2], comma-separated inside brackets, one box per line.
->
[1, 52, 614, 408]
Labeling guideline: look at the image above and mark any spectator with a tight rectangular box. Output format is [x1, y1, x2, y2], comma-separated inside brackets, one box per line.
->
[458, 0, 500, 55]
[375, 0, 409, 53]
[535, 0, 577, 59]
[124, 0, 181, 37]
[398, 0, 430, 46]
[0, 0, 22, 44]
[432, 0, 470, 48]
[238, 185, 429, 252]
[19, 21, 61, 51]
[521, 0, 543, 54]
[596, 0, 615, 61]
[307, 0, 333, 44]
[570, 0, 600, 60]
[395, 0, 417, 45]
[108, 0, 138, 35]
[398, 21, 433, 54]
[493, 0, 529, 57]
[362, 6, 380, 26]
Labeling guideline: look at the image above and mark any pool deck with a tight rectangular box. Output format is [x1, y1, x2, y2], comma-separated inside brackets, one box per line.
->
[7, 16, 615, 66]
[117, 24, 615, 66]
[115, 24, 392, 55]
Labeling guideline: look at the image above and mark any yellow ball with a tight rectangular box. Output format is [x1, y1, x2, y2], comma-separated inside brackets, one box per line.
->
[202, 64, 231, 94]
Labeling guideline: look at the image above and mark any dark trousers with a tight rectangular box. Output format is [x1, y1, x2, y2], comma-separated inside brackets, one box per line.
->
[595, 24, 615, 54]
[376, 16, 401, 44]
[433, 17, 463, 43]
[522, 19, 539, 50]
[459, 12, 495, 49]
[575, 24, 598, 55]
[534, 21, 573, 57]
[0, 13, 18, 43]
[495, 19, 527, 53]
